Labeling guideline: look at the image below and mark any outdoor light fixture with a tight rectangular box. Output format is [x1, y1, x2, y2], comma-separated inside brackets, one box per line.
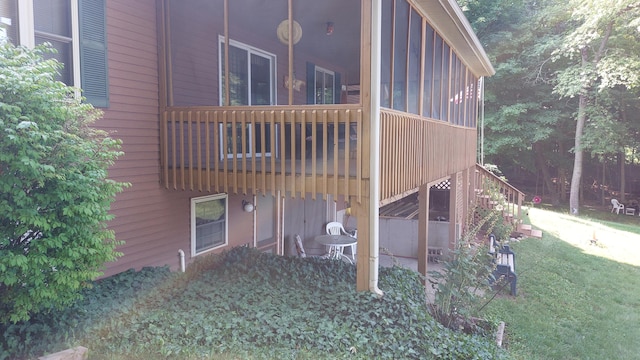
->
[242, 200, 255, 213]
[326, 22, 334, 35]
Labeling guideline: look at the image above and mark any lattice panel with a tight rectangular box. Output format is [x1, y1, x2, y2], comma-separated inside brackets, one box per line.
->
[431, 179, 450, 190]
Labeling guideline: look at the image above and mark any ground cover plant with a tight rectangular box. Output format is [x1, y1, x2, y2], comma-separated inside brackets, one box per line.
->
[484, 206, 640, 359]
[1, 247, 509, 360]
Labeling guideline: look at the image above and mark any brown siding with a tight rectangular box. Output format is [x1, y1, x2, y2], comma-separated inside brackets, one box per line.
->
[95, 0, 253, 277]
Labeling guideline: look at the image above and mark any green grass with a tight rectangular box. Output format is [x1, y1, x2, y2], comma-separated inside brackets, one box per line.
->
[484, 206, 640, 359]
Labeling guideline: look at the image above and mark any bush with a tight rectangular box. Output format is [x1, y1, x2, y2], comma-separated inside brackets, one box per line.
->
[0, 43, 127, 323]
[429, 208, 503, 334]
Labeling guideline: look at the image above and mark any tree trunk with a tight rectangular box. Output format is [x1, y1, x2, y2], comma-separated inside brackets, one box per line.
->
[569, 44, 592, 215]
[534, 143, 560, 206]
[620, 152, 626, 202]
[569, 92, 587, 215]
[601, 160, 606, 207]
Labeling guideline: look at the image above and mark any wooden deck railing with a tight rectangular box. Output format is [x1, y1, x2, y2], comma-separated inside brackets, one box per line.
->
[379, 109, 477, 204]
[160, 106, 486, 206]
[161, 105, 364, 201]
[474, 164, 524, 223]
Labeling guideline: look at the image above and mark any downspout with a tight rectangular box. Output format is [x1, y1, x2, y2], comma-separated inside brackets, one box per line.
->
[369, 0, 384, 296]
[252, 194, 257, 248]
[177, 249, 185, 272]
[480, 76, 485, 165]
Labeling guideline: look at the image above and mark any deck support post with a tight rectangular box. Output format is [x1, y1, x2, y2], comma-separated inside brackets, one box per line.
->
[417, 183, 430, 281]
[448, 172, 460, 252]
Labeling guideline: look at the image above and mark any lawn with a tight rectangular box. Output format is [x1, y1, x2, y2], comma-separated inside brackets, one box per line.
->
[484, 206, 640, 359]
[1, 247, 507, 360]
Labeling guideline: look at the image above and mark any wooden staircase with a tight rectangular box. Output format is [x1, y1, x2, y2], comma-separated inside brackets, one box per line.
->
[516, 223, 543, 239]
[475, 164, 543, 239]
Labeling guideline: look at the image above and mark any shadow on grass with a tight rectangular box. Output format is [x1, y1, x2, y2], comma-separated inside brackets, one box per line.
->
[484, 207, 640, 360]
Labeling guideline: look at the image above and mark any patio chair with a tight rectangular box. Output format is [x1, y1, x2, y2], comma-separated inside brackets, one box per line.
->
[611, 199, 625, 214]
[325, 221, 357, 261]
[294, 234, 306, 258]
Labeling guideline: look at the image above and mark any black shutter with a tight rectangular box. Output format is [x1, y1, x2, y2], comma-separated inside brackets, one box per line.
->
[79, 0, 109, 108]
[306, 61, 315, 104]
[334, 72, 341, 104]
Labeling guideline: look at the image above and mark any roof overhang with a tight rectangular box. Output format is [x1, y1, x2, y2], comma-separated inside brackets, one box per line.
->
[413, 0, 495, 77]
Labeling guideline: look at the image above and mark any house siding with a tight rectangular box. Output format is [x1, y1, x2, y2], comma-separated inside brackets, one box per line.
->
[95, 0, 253, 277]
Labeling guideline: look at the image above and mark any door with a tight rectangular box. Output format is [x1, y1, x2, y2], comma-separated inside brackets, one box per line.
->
[255, 195, 277, 253]
[283, 197, 329, 256]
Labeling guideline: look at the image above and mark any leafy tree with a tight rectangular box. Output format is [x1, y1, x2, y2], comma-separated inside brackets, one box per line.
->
[553, 0, 640, 214]
[462, 0, 577, 205]
[0, 44, 127, 323]
[462, 0, 640, 209]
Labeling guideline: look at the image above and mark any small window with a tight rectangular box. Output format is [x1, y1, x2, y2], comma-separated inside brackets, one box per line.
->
[191, 194, 228, 256]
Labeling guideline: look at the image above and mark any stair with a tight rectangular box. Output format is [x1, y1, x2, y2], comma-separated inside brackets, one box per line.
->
[517, 223, 542, 238]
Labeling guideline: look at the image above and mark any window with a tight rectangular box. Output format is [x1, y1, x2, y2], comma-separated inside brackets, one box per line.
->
[314, 66, 335, 104]
[191, 194, 228, 256]
[219, 37, 276, 159]
[306, 62, 341, 105]
[0, 0, 108, 107]
[219, 37, 276, 106]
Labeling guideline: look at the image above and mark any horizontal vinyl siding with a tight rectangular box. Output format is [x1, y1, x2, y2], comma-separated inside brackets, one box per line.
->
[93, 0, 253, 277]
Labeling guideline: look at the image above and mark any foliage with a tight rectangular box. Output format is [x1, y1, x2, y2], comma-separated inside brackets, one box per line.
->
[463, 0, 640, 206]
[0, 43, 127, 323]
[0, 267, 172, 360]
[2, 247, 510, 360]
[428, 209, 502, 333]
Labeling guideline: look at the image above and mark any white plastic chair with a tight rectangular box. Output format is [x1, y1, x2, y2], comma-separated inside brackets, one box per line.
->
[325, 221, 357, 261]
[611, 199, 624, 214]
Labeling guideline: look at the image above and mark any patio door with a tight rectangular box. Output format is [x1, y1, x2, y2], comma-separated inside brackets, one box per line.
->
[219, 36, 277, 159]
[255, 194, 281, 254]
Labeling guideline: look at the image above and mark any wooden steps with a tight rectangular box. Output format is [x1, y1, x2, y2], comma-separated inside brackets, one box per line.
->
[517, 223, 542, 239]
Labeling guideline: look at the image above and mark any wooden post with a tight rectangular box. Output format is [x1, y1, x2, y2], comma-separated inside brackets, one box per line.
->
[352, 195, 371, 291]
[448, 173, 459, 252]
[417, 183, 430, 278]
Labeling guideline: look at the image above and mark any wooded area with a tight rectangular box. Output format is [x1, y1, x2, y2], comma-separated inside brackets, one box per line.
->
[460, 0, 640, 213]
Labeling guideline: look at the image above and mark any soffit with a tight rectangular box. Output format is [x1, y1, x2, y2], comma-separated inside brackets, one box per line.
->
[412, 0, 495, 77]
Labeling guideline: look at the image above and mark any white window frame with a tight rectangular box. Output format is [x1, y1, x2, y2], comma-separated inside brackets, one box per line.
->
[314, 65, 335, 104]
[191, 194, 228, 257]
[218, 36, 278, 159]
[218, 36, 277, 106]
[14, 0, 81, 91]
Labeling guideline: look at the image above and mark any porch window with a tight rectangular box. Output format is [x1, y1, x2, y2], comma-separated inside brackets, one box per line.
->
[219, 37, 277, 158]
[219, 36, 276, 106]
[314, 66, 335, 104]
[191, 194, 228, 256]
[306, 62, 341, 105]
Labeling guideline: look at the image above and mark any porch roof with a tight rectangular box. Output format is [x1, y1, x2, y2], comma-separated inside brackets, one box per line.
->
[414, 0, 495, 77]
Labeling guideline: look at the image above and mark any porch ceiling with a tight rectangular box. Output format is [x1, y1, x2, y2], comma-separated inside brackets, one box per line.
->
[227, 0, 362, 82]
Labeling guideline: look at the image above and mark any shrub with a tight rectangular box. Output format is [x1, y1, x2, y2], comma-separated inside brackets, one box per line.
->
[429, 208, 501, 333]
[0, 43, 127, 323]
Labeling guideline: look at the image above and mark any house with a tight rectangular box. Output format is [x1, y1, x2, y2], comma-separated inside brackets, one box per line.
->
[2, 0, 504, 293]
